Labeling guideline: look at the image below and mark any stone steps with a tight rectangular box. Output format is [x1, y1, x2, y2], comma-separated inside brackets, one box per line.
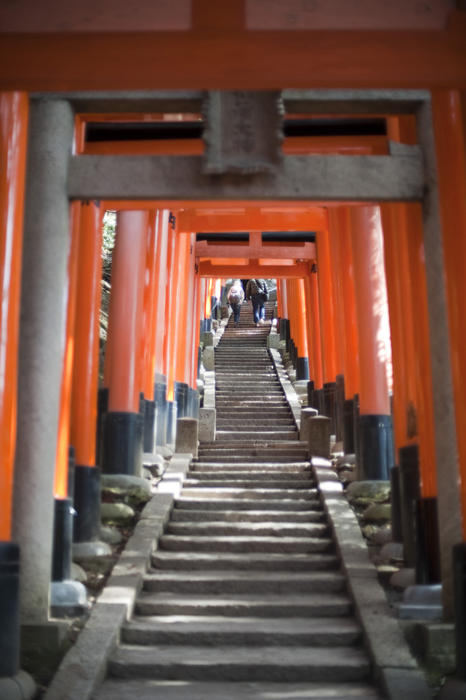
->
[182, 478, 315, 489]
[170, 508, 325, 522]
[134, 592, 353, 617]
[97, 316, 380, 699]
[151, 550, 340, 571]
[190, 462, 311, 471]
[122, 615, 361, 646]
[187, 469, 312, 478]
[174, 496, 322, 511]
[165, 520, 329, 538]
[177, 486, 319, 500]
[96, 679, 382, 700]
[142, 569, 343, 594]
[108, 644, 370, 683]
[159, 534, 333, 553]
[215, 430, 298, 440]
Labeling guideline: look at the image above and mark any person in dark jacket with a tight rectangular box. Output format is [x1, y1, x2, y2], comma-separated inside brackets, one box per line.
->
[245, 278, 268, 326]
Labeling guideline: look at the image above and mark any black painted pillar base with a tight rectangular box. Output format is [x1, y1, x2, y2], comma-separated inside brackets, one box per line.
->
[335, 374, 345, 443]
[67, 445, 76, 503]
[73, 465, 101, 543]
[343, 398, 355, 454]
[197, 345, 202, 378]
[101, 411, 143, 476]
[390, 465, 403, 543]
[353, 394, 360, 467]
[453, 543, 466, 681]
[399, 444, 421, 567]
[154, 378, 168, 448]
[0, 541, 20, 676]
[279, 318, 285, 340]
[166, 400, 177, 446]
[415, 496, 441, 585]
[174, 381, 188, 419]
[357, 413, 394, 481]
[307, 380, 315, 410]
[211, 295, 218, 321]
[323, 381, 337, 435]
[96, 386, 109, 465]
[143, 399, 156, 452]
[315, 388, 325, 416]
[296, 357, 309, 381]
[52, 498, 73, 582]
[191, 388, 200, 419]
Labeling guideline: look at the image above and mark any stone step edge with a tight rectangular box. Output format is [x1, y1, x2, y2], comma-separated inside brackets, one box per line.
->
[311, 458, 432, 699]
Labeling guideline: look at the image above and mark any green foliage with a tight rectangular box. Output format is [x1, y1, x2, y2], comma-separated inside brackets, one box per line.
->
[102, 210, 116, 283]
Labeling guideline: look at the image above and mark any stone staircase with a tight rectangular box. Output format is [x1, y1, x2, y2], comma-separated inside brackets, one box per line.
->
[96, 303, 383, 699]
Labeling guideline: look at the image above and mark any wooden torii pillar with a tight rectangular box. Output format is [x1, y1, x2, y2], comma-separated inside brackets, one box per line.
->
[0, 91, 35, 694]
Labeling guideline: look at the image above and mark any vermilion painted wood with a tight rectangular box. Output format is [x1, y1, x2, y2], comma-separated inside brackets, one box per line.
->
[0, 92, 28, 539]
[350, 206, 391, 416]
[53, 202, 81, 498]
[381, 202, 417, 454]
[276, 279, 282, 318]
[432, 90, 466, 530]
[328, 208, 359, 399]
[69, 201, 102, 467]
[162, 222, 176, 381]
[141, 211, 159, 399]
[198, 262, 310, 278]
[184, 233, 198, 387]
[315, 228, 338, 385]
[195, 240, 315, 260]
[326, 216, 345, 380]
[191, 268, 202, 388]
[173, 233, 192, 387]
[178, 207, 327, 234]
[405, 203, 437, 498]
[305, 272, 323, 390]
[106, 211, 148, 412]
[165, 228, 181, 402]
[80, 135, 387, 157]
[297, 278, 309, 362]
[1, 11, 465, 91]
[153, 210, 170, 378]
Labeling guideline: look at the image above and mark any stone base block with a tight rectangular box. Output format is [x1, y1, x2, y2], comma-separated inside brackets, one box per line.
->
[266, 332, 280, 349]
[202, 330, 214, 346]
[398, 583, 443, 621]
[50, 580, 88, 618]
[72, 540, 111, 559]
[307, 415, 331, 458]
[0, 670, 36, 700]
[199, 407, 216, 442]
[299, 407, 318, 443]
[203, 346, 215, 370]
[175, 417, 199, 457]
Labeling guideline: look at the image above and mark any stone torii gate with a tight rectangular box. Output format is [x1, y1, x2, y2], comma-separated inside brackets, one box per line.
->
[9, 90, 462, 675]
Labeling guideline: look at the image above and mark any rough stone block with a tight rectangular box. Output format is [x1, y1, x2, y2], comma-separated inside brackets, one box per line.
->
[203, 346, 215, 371]
[175, 417, 199, 458]
[307, 415, 331, 458]
[199, 407, 216, 442]
[362, 503, 392, 523]
[299, 407, 319, 443]
[202, 330, 214, 346]
[346, 480, 391, 505]
[266, 332, 280, 349]
[100, 502, 135, 525]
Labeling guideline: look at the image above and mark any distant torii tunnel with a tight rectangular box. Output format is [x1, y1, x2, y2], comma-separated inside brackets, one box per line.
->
[1, 87, 466, 692]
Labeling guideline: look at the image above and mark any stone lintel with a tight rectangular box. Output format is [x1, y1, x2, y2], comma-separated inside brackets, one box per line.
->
[67, 153, 424, 202]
